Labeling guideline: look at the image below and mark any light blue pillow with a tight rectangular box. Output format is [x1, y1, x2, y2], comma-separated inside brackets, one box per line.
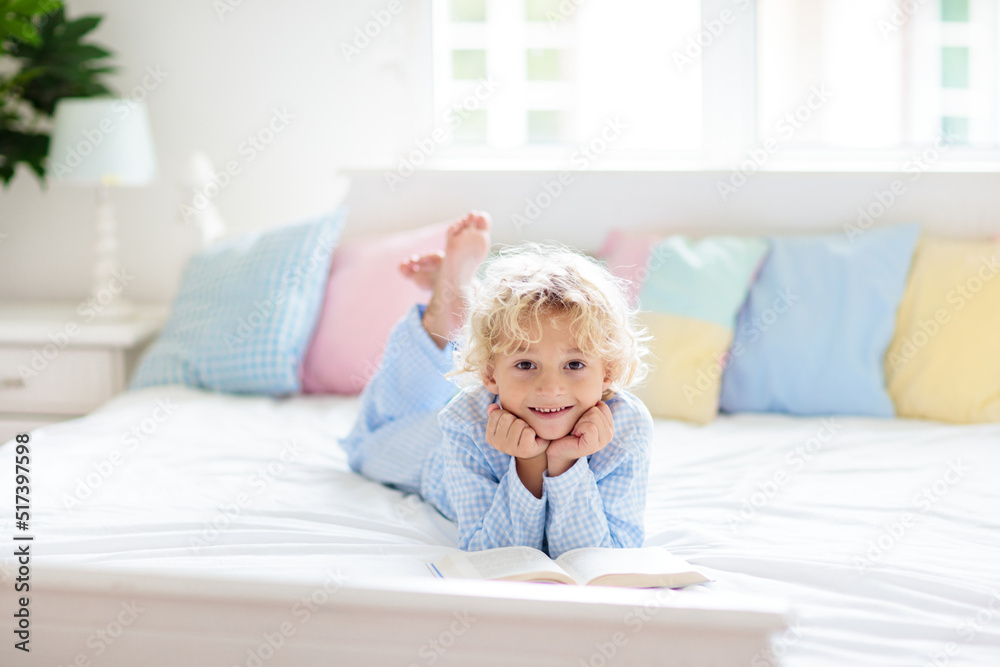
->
[719, 223, 921, 417]
[131, 209, 346, 395]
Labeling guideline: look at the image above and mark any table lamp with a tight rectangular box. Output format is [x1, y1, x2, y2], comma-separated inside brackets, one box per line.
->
[48, 98, 157, 319]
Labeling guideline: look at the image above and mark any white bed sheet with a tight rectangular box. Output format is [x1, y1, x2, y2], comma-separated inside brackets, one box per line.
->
[2, 385, 999, 666]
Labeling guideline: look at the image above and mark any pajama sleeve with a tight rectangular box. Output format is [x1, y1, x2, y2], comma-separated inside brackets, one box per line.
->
[339, 406, 442, 496]
[542, 396, 653, 558]
[439, 411, 547, 552]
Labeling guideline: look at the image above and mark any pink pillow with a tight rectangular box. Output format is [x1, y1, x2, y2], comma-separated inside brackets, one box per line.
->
[301, 222, 449, 394]
[597, 229, 667, 306]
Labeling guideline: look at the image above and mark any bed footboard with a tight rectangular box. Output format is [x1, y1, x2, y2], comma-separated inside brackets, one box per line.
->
[18, 565, 788, 666]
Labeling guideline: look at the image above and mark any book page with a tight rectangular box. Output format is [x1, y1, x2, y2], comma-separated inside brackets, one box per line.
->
[433, 547, 574, 583]
[555, 546, 711, 588]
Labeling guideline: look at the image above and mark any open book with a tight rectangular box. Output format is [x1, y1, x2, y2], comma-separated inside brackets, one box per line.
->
[428, 546, 712, 588]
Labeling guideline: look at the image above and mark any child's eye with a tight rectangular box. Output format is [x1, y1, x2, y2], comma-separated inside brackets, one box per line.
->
[515, 361, 535, 371]
[566, 361, 586, 371]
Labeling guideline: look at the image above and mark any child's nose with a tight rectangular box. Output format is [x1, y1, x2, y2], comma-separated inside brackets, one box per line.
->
[536, 370, 565, 395]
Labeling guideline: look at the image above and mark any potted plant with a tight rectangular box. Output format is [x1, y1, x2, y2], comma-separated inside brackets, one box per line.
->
[0, 0, 116, 186]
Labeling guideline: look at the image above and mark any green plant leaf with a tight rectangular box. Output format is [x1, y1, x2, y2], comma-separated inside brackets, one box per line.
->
[0, 1, 114, 185]
[10, 7, 117, 115]
[0, 126, 48, 186]
[56, 13, 99, 41]
[0, 0, 60, 54]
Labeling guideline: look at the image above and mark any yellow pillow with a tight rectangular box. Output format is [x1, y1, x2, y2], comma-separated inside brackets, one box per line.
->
[634, 312, 733, 425]
[885, 238, 1000, 423]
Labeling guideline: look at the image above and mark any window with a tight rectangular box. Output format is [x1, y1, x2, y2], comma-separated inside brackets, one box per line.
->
[431, 0, 703, 154]
[756, 0, 1000, 150]
[430, 0, 1000, 162]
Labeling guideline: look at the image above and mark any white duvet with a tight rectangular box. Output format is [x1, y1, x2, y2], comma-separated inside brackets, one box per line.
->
[2, 385, 999, 666]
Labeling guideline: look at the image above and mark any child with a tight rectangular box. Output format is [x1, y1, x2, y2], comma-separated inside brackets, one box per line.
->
[339, 212, 653, 558]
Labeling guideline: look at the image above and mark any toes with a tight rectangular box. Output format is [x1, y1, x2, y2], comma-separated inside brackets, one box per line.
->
[450, 212, 482, 235]
[415, 251, 444, 268]
[401, 253, 440, 274]
[470, 211, 491, 230]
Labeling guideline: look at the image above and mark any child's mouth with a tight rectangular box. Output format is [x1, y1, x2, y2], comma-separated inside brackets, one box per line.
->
[530, 406, 572, 417]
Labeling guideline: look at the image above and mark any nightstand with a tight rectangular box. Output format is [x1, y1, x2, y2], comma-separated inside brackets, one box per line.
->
[0, 301, 167, 443]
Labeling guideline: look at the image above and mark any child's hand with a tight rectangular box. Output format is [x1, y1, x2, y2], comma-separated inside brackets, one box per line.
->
[485, 403, 550, 459]
[546, 401, 614, 476]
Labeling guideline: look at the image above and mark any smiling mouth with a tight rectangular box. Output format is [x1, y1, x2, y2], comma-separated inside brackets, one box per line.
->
[530, 406, 572, 414]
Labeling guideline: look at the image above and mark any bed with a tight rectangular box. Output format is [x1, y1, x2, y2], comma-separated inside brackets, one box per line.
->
[2, 383, 998, 666]
[4, 211, 999, 666]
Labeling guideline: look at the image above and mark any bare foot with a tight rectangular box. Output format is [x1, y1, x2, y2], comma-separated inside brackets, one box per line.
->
[423, 211, 492, 349]
[399, 252, 443, 291]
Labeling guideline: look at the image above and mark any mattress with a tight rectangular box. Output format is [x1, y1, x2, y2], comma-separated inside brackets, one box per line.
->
[2, 385, 999, 666]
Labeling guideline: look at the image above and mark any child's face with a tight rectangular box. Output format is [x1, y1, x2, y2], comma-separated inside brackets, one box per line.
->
[483, 311, 612, 441]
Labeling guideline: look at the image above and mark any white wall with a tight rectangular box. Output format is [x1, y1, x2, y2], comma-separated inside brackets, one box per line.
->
[344, 168, 1000, 252]
[1, 0, 998, 306]
[0, 0, 430, 303]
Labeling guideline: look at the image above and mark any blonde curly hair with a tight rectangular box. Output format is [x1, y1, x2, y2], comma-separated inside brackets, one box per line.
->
[450, 242, 649, 394]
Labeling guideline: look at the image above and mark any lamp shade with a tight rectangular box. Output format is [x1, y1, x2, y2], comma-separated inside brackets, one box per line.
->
[48, 98, 157, 186]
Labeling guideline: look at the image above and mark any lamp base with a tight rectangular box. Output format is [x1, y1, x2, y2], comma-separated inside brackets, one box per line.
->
[90, 186, 136, 321]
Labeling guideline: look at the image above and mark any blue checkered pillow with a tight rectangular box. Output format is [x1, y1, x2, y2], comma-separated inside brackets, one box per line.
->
[131, 210, 345, 394]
